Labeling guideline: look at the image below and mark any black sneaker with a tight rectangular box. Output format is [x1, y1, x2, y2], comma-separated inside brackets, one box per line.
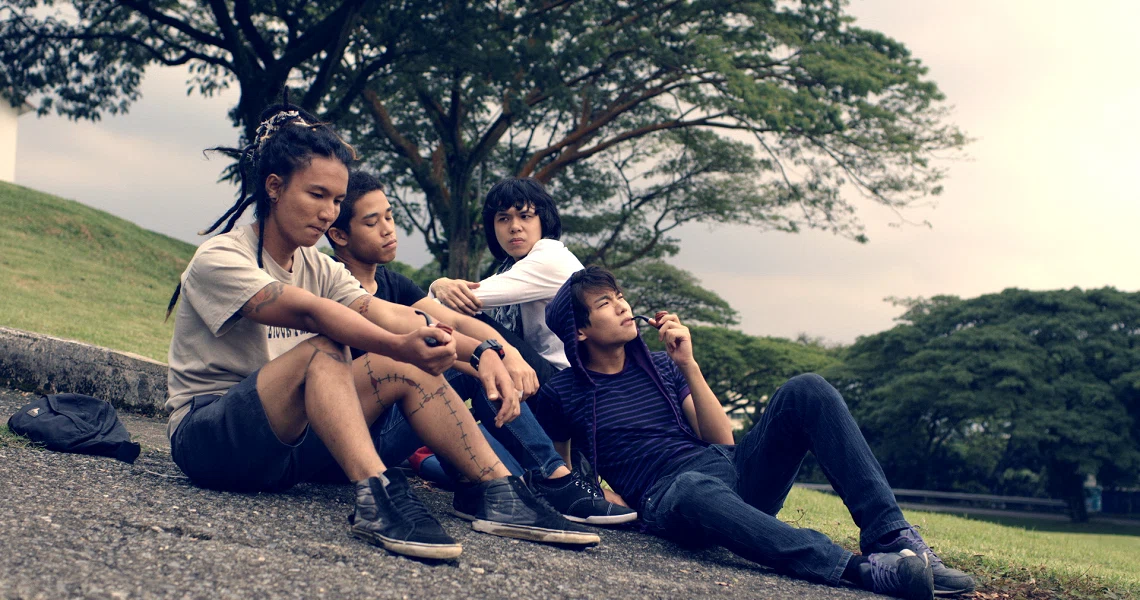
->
[860, 549, 934, 600]
[864, 527, 975, 596]
[452, 476, 601, 546]
[529, 454, 637, 525]
[349, 470, 462, 559]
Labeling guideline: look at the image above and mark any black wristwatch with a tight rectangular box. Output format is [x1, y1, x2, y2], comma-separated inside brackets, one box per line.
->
[470, 339, 506, 370]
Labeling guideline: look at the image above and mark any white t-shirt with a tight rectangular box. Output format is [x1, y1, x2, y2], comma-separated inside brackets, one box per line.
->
[165, 224, 369, 438]
[469, 239, 583, 370]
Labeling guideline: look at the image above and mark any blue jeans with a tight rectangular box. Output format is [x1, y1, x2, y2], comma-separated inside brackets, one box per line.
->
[445, 369, 567, 478]
[639, 374, 909, 586]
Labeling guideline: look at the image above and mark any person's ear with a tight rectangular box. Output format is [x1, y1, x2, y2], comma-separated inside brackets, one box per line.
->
[265, 174, 284, 202]
[327, 226, 349, 248]
[577, 327, 588, 342]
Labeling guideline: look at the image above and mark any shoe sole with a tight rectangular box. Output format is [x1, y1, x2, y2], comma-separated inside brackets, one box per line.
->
[564, 511, 639, 525]
[934, 586, 975, 597]
[351, 528, 463, 560]
[452, 510, 601, 546]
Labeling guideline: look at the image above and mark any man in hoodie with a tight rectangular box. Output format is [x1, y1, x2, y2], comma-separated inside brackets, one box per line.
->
[532, 266, 976, 600]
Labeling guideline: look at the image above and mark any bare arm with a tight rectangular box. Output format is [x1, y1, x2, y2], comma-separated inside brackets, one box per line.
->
[350, 294, 520, 424]
[239, 282, 455, 375]
[411, 297, 540, 400]
[652, 313, 734, 445]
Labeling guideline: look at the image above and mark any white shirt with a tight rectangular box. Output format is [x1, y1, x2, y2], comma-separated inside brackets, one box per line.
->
[444, 239, 583, 370]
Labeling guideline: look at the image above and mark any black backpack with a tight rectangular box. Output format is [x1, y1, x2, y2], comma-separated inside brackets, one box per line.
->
[7, 393, 141, 463]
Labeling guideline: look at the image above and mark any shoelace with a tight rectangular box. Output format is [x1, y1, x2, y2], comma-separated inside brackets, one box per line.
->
[866, 552, 905, 592]
[389, 486, 437, 525]
[900, 526, 944, 567]
[571, 470, 604, 499]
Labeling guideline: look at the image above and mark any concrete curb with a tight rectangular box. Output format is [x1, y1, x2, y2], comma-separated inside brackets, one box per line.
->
[0, 326, 168, 416]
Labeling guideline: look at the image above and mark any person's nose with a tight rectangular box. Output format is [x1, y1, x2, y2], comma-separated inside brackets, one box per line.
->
[509, 218, 523, 233]
[318, 202, 337, 223]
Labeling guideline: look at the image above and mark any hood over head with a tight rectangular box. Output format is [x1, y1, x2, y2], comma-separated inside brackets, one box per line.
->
[545, 269, 657, 384]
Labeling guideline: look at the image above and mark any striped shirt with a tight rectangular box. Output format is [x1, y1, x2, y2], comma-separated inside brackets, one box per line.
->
[534, 352, 707, 508]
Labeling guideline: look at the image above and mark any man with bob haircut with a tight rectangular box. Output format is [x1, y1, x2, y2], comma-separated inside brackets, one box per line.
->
[532, 266, 976, 600]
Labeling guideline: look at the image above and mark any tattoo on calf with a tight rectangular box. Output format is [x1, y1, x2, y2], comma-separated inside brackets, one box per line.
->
[364, 356, 501, 480]
[240, 282, 285, 317]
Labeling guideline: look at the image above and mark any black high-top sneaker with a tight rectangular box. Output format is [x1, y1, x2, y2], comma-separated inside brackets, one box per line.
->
[349, 470, 462, 559]
[452, 476, 601, 546]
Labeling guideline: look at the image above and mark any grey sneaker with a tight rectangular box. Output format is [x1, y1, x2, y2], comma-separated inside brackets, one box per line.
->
[452, 476, 601, 546]
[865, 527, 975, 596]
[349, 470, 462, 559]
[860, 549, 934, 600]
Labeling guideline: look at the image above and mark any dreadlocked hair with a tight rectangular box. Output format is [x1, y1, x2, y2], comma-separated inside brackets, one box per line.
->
[165, 101, 357, 320]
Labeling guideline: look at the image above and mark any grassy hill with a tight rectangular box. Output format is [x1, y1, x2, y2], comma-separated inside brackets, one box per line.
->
[0, 181, 195, 362]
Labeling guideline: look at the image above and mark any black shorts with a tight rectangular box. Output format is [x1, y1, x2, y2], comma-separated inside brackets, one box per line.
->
[170, 370, 419, 492]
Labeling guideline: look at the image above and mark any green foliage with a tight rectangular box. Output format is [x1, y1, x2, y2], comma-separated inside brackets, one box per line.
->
[0, 182, 194, 361]
[615, 260, 739, 327]
[835, 289, 1140, 521]
[645, 325, 840, 427]
[3, 0, 967, 281]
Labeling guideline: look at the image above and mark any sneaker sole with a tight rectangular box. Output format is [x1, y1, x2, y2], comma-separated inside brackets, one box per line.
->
[351, 528, 463, 560]
[452, 510, 600, 546]
[564, 511, 639, 525]
[933, 586, 974, 597]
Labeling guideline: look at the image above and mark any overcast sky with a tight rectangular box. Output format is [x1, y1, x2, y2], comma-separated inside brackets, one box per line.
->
[13, 1, 1140, 344]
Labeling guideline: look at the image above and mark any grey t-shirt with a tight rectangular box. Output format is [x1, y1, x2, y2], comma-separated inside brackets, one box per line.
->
[165, 224, 369, 438]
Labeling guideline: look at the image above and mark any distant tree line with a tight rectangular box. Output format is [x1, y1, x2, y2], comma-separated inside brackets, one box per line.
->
[646, 286, 1140, 523]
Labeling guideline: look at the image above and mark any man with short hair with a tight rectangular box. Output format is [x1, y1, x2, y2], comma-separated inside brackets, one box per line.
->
[325, 171, 636, 527]
[531, 266, 977, 599]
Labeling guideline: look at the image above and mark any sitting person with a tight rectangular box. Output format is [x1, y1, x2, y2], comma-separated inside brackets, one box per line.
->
[531, 266, 977, 599]
[429, 177, 583, 383]
[164, 104, 600, 560]
[324, 170, 635, 526]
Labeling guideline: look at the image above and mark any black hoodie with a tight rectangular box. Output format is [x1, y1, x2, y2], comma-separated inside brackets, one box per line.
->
[532, 275, 708, 509]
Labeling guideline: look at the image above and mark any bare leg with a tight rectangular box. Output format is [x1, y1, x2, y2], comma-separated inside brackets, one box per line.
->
[354, 353, 511, 482]
[255, 336, 383, 482]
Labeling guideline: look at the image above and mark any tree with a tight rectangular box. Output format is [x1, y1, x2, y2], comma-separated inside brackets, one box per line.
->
[4, 0, 966, 279]
[834, 289, 1140, 521]
[645, 325, 840, 427]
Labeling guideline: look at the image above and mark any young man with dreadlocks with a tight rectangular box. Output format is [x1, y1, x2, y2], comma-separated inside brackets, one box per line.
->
[165, 104, 599, 560]
[530, 266, 977, 599]
[325, 170, 636, 526]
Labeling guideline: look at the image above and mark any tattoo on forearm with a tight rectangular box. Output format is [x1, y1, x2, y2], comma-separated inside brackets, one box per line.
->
[241, 282, 285, 316]
[364, 356, 501, 480]
[304, 338, 349, 369]
[356, 296, 371, 316]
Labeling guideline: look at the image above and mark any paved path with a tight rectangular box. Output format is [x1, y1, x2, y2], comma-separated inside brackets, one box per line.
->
[0, 387, 876, 600]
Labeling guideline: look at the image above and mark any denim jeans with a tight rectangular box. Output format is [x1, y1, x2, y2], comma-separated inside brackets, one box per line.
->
[446, 369, 566, 478]
[639, 374, 910, 586]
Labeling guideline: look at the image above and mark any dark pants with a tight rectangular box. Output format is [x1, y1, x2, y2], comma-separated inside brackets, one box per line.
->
[639, 374, 909, 585]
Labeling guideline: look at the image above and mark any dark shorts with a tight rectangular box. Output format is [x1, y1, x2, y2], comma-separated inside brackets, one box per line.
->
[170, 370, 422, 492]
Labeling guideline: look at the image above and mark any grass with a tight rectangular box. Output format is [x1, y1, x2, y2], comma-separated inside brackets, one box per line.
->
[784, 487, 1140, 599]
[0, 181, 195, 362]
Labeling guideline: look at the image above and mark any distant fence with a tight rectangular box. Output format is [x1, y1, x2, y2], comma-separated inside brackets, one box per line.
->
[796, 483, 1140, 521]
[797, 483, 1068, 517]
